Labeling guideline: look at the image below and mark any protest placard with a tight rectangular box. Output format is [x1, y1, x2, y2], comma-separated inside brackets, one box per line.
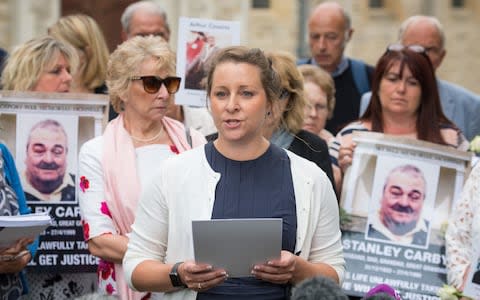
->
[0, 91, 108, 273]
[340, 131, 472, 299]
[176, 17, 240, 107]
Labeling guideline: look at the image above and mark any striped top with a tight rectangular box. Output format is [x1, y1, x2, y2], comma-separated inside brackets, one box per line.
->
[329, 121, 469, 167]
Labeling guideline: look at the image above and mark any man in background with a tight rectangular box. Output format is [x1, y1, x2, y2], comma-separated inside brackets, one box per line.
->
[120, 0, 170, 41]
[22, 119, 75, 201]
[298, 1, 374, 135]
[367, 164, 430, 247]
[360, 15, 480, 141]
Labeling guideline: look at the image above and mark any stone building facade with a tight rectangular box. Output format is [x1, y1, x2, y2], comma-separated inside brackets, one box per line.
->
[0, 0, 479, 93]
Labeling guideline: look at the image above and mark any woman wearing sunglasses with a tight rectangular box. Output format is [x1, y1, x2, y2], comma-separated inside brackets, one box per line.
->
[78, 36, 206, 299]
[330, 44, 468, 192]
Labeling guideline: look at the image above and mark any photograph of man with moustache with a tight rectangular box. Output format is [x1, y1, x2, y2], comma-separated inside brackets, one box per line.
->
[366, 163, 432, 248]
[20, 118, 76, 202]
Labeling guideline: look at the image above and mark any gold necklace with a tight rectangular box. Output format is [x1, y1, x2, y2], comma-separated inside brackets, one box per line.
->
[130, 126, 163, 143]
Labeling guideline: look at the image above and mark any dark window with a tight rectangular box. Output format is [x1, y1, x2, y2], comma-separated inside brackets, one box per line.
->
[369, 0, 384, 8]
[252, 0, 270, 9]
[452, 0, 465, 8]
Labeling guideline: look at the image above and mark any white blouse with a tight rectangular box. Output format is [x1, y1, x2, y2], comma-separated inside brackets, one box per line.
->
[78, 135, 176, 295]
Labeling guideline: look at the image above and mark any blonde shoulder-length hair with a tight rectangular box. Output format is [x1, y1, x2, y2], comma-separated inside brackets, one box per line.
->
[1, 36, 78, 91]
[267, 50, 306, 134]
[49, 14, 110, 91]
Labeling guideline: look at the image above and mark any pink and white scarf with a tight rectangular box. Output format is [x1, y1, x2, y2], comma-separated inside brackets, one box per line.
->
[102, 114, 206, 299]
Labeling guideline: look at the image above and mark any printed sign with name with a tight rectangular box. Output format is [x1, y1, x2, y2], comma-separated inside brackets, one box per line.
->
[0, 91, 108, 273]
[339, 132, 472, 299]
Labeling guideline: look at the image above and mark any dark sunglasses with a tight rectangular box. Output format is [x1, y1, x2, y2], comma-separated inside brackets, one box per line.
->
[130, 76, 181, 94]
[386, 44, 427, 55]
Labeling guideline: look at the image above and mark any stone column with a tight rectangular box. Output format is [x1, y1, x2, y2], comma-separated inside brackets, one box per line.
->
[8, 0, 60, 47]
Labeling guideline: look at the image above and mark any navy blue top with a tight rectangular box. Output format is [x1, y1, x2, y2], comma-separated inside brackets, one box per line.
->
[197, 142, 296, 300]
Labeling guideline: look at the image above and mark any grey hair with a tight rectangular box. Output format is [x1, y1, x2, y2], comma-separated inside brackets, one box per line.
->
[121, 1, 168, 33]
[383, 164, 426, 198]
[27, 119, 68, 152]
[341, 6, 351, 30]
[398, 15, 445, 49]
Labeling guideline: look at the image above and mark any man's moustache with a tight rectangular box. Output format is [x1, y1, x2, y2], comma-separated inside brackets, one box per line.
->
[390, 204, 414, 214]
[36, 162, 60, 170]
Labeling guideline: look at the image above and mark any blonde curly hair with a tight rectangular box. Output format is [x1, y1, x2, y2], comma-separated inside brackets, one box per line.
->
[106, 35, 175, 113]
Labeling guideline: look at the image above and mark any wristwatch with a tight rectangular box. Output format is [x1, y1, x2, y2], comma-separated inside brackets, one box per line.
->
[169, 262, 187, 287]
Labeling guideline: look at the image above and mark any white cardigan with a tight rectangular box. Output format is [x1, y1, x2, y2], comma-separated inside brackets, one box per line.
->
[123, 145, 345, 300]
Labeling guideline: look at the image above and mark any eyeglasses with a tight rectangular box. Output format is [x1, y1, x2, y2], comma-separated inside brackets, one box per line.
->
[306, 103, 328, 112]
[386, 44, 427, 55]
[130, 76, 181, 94]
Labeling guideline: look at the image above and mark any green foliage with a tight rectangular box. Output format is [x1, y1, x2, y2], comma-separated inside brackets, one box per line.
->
[339, 207, 352, 228]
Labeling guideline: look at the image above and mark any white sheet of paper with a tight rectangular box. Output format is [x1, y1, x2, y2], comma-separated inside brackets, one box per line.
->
[192, 218, 282, 277]
[0, 212, 52, 249]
